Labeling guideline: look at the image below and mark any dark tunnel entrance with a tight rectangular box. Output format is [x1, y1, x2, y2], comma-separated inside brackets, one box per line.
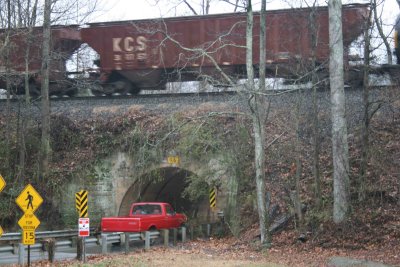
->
[118, 167, 210, 222]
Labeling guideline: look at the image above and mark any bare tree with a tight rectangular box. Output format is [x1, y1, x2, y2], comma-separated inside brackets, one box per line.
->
[4, 0, 12, 173]
[358, 3, 373, 203]
[245, 0, 270, 246]
[39, 0, 52, 178]
[309, 0, 322, 210]
[372, 0, 392, 64]
[328, 0, 350, 224]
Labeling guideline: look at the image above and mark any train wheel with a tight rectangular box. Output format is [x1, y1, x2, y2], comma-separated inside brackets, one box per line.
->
[29, 83, 40, 97]
[112, 79, 132, 95]
[129, 85, 141, 95]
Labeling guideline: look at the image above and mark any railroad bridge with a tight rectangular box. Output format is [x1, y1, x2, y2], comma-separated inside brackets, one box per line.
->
[2, 88, 397, 231]
[55, 92, 243, 230]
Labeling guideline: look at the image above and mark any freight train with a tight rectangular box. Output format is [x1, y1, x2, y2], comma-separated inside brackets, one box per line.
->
[0, 4, 369, 97]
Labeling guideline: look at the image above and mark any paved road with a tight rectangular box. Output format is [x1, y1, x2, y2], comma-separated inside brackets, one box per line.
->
[0, 242, 138, 265]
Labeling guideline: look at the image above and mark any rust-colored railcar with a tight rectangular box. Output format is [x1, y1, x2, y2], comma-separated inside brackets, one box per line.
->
[0, 25, 81, 95]
[81, 4, 369, 94]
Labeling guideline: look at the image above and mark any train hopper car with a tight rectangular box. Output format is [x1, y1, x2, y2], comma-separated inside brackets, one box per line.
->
[81, 4, 369, 94]
[0, 25, 81, 96]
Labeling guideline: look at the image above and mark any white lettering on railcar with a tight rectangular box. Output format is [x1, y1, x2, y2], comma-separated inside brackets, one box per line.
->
[113, 36, 148, 67]
[136, 36, 147, 51]
[125, 53, 135, 61]
[112, 36, 147, 52]
[114, 55, 122, 61]
[113, 38, 122, 52]
[124, 37, 135, 52]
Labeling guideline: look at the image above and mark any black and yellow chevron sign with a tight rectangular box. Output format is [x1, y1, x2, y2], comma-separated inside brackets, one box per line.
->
[75, 190, 88, 218]
[209, 188, 216, 208]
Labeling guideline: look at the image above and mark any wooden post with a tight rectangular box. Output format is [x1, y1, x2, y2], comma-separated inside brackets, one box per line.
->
[172, 228, 177, 246]
[43, 238, 56, 262]
[124, 233, 130, 254]
[144, 231, 150, 250]
[101, 234, 108, 254]
[181, 227, 186, 242]
[162, 229, 169, 247]
[77, 237, 83, 260]
[190, 225, 194, 240]
[207, 224, 211, 237]
[18, 243, 24, 265]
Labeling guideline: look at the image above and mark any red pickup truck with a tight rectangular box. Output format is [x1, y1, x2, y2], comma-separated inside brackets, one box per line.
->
[101, 202, 187, 232]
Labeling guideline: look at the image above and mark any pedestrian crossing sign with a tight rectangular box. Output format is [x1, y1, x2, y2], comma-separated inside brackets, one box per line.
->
[16, 184, 43, 214]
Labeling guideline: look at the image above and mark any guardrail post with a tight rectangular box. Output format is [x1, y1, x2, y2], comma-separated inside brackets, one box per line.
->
[162, 229, 169, 247]
[18, 243, 24, 265]
[190, 225, 194, 240]
[144, 231, 150, 250]
[124, 233, 130, 254]
[172, 228, 177, 246]
[71, 236, 77, 247]
[120, 233, 125, 244]
[207, 224, 211, 237]
[13, 243, 18, 254]
[181, 227, 186, 242]
[101, 234, 108, 254]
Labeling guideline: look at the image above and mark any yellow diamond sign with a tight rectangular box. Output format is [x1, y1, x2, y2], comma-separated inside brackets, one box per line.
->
[18, 213, 40, 231]
[0, 226, 3, 237]
[0, 174, 5, 193]
[16, 184, 43, 214]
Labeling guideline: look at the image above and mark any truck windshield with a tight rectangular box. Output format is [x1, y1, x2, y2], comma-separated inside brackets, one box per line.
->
[132, 204, 162, 215]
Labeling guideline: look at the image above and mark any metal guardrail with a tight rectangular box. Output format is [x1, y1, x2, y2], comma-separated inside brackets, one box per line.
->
[0, 224, 218, 265]
[0, 229, 80, 242]
[0, 228, 173, 255]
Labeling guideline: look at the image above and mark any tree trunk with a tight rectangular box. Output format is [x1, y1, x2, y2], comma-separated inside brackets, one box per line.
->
[309, 1, 322, 210]
[294, 91, 304, 231]
[40, 0, 52, 178]
[17, 107, 26, 184]
[246, 0, 269, 246]
[328, 0, 350, 224]
[359, 13, 372, 203]
[5, 0, 12, 173]
[259, 0, 270, 245]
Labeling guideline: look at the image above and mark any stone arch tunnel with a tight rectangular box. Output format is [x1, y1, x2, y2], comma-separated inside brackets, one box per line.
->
[118, 166, 211, 223]
[64, 152, 233, 228]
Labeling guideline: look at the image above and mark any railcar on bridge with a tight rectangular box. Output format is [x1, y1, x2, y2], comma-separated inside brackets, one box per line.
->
[0, 4, 370, 96]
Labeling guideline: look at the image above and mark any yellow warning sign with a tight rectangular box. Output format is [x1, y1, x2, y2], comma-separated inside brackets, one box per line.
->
[18, 213, 40, 231]
[22, 230, 35, 245]
[75, 190, 88, 218]
[209, 188, 216, 208]
[167, 156, 180, 166]
[16, 184, 43, 214]
[0, 174, 5, 237]
[0, 174, 5, 193]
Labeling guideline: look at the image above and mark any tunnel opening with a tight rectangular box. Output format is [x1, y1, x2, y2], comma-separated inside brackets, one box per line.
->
[118, 167, 211, 223]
